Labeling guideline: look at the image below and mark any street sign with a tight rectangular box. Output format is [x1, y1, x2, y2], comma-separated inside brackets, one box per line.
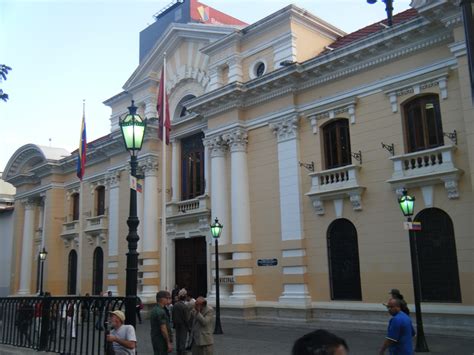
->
[214, 276, 235, 284]
[257, 258, 278, 266]
[403, 221, 422, 231]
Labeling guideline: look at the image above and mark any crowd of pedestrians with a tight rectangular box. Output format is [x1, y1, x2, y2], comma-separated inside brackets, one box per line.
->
[13, 286, 416, 354]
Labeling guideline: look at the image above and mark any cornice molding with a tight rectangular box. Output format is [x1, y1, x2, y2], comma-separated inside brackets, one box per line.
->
[188, 22, 453, 119]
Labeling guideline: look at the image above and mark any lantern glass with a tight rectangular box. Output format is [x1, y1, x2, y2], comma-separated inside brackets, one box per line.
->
[398, 189, 415, 217]
[39, 247, 48, 261]
[210, 218, 223, 239]
[120, 101, 146, 152]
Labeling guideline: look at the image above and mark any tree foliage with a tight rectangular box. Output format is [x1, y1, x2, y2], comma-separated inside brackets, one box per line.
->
[0, 64, 12, 102]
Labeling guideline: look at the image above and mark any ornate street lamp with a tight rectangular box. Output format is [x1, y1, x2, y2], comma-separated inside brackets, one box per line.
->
[39, 247, 48, 295]
[210, 217, 223, 334]
[120, 100, 147, 328]
[397, 188, 429, 352]
[367, 0, 394, 27]
[398, 189, 415, 218]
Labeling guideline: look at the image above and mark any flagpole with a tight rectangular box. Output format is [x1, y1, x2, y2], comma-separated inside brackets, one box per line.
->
[161, 55, 168, 291]
[77, 99, 85, 295]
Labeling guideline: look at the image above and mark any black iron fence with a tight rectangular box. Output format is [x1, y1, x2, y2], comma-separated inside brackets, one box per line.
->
[0, 295, 125, 354]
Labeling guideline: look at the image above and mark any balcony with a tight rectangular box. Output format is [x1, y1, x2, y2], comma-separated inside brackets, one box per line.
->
[305, 165, 365, 215]
[60, 220, 79, 248]
[166, 194, 210, 223]
[84, 215, 108, 245]
[386, 145, 462, 199]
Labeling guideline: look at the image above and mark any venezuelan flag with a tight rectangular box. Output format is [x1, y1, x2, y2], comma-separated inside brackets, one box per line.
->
[76, 108, 87, 180]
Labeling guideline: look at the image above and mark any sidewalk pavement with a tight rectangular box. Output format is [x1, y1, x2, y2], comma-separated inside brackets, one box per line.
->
[134, 318, 473, 355]
[0, 317, 472, 354]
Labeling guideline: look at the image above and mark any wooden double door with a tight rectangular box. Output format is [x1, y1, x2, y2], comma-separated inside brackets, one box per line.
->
[175, 237, 208, 298]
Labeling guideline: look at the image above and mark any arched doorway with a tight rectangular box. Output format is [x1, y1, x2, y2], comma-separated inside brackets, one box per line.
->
[414, 208, 461, 302]
[327, 218, 362, 300]
[67, 250, 78, 295]
[92, 247, 104, 295]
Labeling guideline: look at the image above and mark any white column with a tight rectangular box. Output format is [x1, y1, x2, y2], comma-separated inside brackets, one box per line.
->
[142, 157, 160, 298]
[204, 139, 210, 195]
[269, 116, 310, 305]
[171, 139, 180, 202]
[18, 200, 37, 295]
[107, 171, 120, 258]
[204, 135, 230, 298]
[106, 171, 121, 294]
[223, 128, 255, 302]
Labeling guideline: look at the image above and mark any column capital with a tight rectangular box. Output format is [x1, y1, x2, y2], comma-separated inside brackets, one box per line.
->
[106, 170, 121, 188]
[223, 128, 248, 153]
[203, 135, 228, 158]
[141, 157, 159, 177]
[269, 115, 299, 142]
[21, 198, 39, 210]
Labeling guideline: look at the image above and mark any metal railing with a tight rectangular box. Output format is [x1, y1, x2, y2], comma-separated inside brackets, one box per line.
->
[0, 295, 125, 354]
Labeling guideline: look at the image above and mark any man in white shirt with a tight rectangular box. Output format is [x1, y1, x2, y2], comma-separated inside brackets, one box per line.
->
[106, 310, 137, 355]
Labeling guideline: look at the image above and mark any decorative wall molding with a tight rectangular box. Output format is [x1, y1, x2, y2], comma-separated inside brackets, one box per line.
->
[385, 71, 449, 113]
[304, 99, 357, 134]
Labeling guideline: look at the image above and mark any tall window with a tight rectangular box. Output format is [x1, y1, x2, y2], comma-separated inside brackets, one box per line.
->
[414, 208, 461, 302]
[403, 94, 444, 152]
[323, 119, 352, 169]
[96, 186, 105, 216]
[181, 133, 205, 200]
[68, 250, 78, 295]
[92, 247, 103, 295]
[72, 193, 80, 221]
[327, 218, 362, 301]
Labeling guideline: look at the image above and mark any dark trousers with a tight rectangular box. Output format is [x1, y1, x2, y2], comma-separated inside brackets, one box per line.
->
[175, 324, 188, 355]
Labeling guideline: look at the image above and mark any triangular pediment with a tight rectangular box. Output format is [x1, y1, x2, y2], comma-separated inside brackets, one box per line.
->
[123, 23, 238, 93]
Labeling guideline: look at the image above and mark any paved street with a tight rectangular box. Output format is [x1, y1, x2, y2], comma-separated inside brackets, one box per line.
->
[133, 318, 474, 355]
[0, 317, 472, 354]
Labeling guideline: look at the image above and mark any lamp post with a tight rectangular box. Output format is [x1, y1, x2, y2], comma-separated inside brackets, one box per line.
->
[397, 189, 429, 352]
[210, 218, 223, 334]
[39, 247, 48, 295]
[119, 100, 147, 328]
[367, 0, 394, 26]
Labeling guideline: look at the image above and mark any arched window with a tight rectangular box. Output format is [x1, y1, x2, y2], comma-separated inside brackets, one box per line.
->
[72, 193, 80, 221]
[181, 133, 205, 200]
[414, 208, 461, 302]
[92, 247, 104, 295]
[96, 186, 105, 216]
[322, 119, 352, 169]
[403, 94, 444, 153]
[68, 250, 78, 295]
[327, 218, 362, 300]
[174, 94, 196, 119]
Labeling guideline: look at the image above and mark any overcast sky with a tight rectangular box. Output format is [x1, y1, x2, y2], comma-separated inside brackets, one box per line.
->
[0, 0, 411, 172]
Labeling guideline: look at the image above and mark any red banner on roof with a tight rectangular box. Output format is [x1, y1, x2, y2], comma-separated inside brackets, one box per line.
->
[190, 0, 247, 26]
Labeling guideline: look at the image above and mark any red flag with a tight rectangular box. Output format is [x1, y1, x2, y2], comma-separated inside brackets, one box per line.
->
[157, 66, 170, 145]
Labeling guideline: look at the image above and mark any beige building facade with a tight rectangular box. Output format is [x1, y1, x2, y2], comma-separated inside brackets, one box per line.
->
[4, 0, 473, 331]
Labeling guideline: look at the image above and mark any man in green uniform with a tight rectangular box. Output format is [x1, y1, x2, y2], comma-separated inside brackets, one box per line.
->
[150, 290, 173, 355]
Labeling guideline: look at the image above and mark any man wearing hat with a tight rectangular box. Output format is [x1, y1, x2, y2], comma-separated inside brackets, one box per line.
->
[106, 310, 137, 355]
[150, 290, 173, 355]
[172, 288, 191, 355]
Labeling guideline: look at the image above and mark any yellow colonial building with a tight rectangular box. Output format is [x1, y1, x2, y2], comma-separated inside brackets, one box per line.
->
[4, 0, 473, 332]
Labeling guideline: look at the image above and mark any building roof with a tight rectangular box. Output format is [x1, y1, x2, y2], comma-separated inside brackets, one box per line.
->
[321, 9, 419, 54]
[322, 8, 419, 52]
